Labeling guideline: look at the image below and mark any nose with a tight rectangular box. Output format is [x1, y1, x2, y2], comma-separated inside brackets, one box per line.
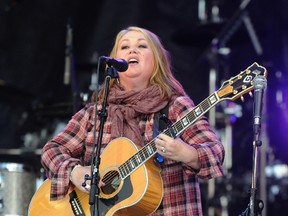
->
[129, 46, 138, 54]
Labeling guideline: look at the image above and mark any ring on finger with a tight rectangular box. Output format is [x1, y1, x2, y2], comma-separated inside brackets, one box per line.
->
[161, 146, 166, 153]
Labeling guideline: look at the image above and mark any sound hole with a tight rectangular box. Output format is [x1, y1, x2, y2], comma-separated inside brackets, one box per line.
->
[101, 170, 121, 195]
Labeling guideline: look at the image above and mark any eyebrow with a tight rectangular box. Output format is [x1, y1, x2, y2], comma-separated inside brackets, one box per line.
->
[120, 38, 147, 43]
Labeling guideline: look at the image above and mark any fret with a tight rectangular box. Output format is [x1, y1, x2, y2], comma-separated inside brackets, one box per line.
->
[199, 99, 210, 111]
[143, 148, 149, 158]
[123, 163, 129, 175]
[168, 125, 177, 138]
[147, 145, 154, 155]
[180, 116, 189, 128]
[119, 162, 128, 178]
[194, 106, 202, 116]
[127, 163, 132, 173]
[133, 155, 139, 166]
[173, 122, 182, 136]
[163, 129, 171, 137]
[129, 160, 135, 169]
[135, 154, 141, 163]
[138, 150, 146, 162]
[131, 156, 138, 167]
[187, 111, 196, 123]
[123, 164, 129, 176]
[150, 141, 157, 151]
[120, 164, 127, 177]
[119, 166, 125, 178]
[208, 94, 217, 105]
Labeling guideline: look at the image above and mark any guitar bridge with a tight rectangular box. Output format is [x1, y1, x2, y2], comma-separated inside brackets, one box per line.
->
[69, 190, 86, 216]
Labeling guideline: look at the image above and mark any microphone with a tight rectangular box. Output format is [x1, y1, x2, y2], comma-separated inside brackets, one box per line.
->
[100, 56, 128, 72]
[252, 75, 267, 134]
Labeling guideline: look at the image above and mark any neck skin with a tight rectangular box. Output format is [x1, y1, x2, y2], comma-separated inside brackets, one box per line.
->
[119, 77, 149, 92]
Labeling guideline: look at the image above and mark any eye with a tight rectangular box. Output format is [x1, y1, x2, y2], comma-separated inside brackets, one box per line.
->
[139, 44, 147, 48]
[120, 45, 129, 50]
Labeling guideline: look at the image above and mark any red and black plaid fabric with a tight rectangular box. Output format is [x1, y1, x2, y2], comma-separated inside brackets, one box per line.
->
[41, 95, 225, 216]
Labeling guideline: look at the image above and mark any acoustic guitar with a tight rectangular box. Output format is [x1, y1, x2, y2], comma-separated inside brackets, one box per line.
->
[28, 62, 267, 216]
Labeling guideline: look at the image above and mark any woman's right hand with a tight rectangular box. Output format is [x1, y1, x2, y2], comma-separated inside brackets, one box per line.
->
[70, 165, 92, 193]
[70, 165, 105, 194]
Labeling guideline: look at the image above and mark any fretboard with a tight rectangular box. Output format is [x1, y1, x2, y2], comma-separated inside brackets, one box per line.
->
[118, 92, 220, 179]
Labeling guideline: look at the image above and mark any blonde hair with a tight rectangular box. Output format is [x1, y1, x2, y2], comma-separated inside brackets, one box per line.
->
[95, 26, 185, 101]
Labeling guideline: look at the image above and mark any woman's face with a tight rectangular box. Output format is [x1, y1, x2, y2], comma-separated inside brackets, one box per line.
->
[115, 31, 155, 90]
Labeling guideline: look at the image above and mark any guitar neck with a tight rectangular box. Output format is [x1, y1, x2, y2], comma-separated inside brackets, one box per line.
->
[118, 92, 221, 179]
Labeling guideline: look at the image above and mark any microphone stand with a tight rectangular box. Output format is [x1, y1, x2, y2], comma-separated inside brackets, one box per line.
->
[241, 85, 266, 216]
[87, 65, 119, 216]
[245, 122, 264, 216]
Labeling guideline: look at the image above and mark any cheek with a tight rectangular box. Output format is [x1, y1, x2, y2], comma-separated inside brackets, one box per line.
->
[115, 51, 124, 58]
[143, 64, 154, 80]
[146, 57, 154, 74]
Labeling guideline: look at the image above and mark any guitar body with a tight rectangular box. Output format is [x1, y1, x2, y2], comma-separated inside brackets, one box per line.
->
[28, 137, 163, 216]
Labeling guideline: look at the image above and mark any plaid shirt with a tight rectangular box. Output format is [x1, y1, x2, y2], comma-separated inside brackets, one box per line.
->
[41, 95, 225, 216]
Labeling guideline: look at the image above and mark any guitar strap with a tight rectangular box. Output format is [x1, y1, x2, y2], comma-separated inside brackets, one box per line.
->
[153, 104, 170, 164]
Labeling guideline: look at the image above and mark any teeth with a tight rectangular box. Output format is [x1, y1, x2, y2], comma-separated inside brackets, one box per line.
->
[129, 58, 138, 63]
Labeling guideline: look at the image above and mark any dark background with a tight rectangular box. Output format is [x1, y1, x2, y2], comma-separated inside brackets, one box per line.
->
[0, 0, 287, 215]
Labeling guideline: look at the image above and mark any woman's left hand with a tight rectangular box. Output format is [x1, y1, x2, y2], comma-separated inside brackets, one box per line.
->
[155, 133, 200, 169]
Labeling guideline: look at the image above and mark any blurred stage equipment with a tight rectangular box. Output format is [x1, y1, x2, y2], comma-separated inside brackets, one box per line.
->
[274, 70, 288, 129]
[88, 52, 100, 92]
[63, 19, 101, 113]
[63, 18, 82, 113]
[64, 18, 73, 86]
[197, 0, 266, 215]
[198, 0, 222, 23]
[0, 146, 44, 215]
[0, 162, 37, 215]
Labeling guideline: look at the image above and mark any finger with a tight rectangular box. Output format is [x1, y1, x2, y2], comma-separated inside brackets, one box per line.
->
[84, 184, 91, 191]
[158, 134, 175, 145]
[157, 133, 168, 140]
[99, 181, 106, 187]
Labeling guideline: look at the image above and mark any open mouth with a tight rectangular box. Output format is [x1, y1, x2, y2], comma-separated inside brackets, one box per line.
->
[128, 58, 138, 64]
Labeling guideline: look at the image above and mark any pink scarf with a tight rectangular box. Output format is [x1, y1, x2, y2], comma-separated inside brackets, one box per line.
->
[107, 84, 168, 145]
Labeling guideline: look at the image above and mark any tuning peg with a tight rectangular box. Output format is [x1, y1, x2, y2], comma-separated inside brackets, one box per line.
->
[249, 91, 253, 97]
[241, 95, 245, 102]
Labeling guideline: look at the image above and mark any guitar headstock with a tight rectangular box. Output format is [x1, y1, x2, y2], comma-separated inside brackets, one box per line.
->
[217, 62, 267, 101]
